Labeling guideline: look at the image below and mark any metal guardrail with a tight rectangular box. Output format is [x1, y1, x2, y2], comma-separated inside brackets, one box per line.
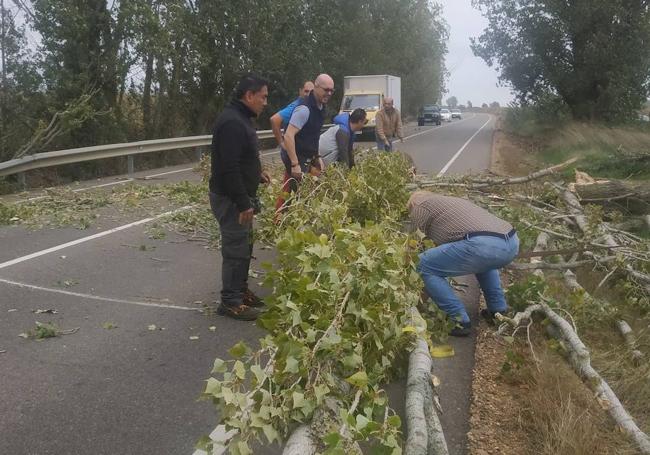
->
[0, 129, 281, 178]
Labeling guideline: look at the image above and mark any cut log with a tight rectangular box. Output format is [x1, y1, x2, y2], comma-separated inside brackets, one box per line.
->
[282, 425, 318, 455]
[406, 336, 449, 455]
[575, 180, 650, 214]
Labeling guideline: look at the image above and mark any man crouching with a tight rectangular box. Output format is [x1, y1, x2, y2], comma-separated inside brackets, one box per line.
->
[408, 191, 519, 336]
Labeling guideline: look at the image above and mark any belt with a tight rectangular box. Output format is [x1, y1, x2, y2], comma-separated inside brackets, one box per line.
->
[465, 228, 516, 241]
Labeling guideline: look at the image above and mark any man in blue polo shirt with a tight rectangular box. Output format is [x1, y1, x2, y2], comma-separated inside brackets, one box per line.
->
[270, 80, 314, 147]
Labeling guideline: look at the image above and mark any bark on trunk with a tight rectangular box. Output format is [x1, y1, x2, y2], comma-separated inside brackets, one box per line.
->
[505, 304, 650, 454]
[575, 180, 650, 215]
[405, 336, 449, 455]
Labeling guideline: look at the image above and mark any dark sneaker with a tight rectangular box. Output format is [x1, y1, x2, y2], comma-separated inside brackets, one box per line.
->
[480, 308, 511, 325]
[450, 321, 471, 337]
[217, 303, 260, 321]
[243, 289, 265, 308]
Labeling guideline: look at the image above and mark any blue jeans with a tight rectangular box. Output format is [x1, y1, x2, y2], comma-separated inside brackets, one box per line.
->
[417, 233, 519, 323]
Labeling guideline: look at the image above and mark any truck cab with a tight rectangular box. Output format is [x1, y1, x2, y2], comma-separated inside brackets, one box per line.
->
[339, 75, 401, 137]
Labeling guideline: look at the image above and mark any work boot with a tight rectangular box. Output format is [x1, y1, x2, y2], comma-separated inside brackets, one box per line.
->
[243, 289, 265, 308]
[450, 321, 471, 337]
[217, 303, 260, 321]
[480, 307, 511, 325]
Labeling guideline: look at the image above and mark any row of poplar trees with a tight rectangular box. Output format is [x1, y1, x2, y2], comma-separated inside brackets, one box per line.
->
[0, 0, 448, 163]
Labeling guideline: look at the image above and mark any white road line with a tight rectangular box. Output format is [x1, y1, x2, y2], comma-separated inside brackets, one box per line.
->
[75, 179, 135, 191]
[0, 205, 192, 270]
[144, 167, 195, 179]
[13, 167, 195, 204]
[437, 116, 492, 177]
[260, 115, 480, 155]
[402, 114, 477, 142]
[0, 277, 199, 311]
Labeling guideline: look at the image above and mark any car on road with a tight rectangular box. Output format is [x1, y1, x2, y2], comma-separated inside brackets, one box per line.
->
[451, 109, 462, 119]
[417, 104, 441, 126]
[440, 108, 451, 122]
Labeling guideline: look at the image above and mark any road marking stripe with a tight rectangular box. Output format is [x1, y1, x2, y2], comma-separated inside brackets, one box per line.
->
[0, 277, 199, 311]
[144, 167, 195, 179]
[0, 205, 192, 270]
[437, 116, 492, 177]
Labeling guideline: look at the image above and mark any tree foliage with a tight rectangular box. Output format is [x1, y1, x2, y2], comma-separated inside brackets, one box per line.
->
[471, 0, 650, 120]
[0, 0, 448, 163]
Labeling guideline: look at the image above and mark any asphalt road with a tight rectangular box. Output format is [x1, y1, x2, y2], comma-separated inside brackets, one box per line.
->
[0, 113, 495, 455]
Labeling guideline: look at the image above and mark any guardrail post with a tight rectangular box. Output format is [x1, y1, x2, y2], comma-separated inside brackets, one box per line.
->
[17, 172, 26, 190]
[127, 155, 134, 176]
[195, 147, 203, 162]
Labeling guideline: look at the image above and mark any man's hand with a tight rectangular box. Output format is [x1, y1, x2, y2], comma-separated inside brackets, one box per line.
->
[260, 170, 271, 184]
[290, 163, 303, 180]
[239, 208, 254, 225]
[384, 140, 390, 147]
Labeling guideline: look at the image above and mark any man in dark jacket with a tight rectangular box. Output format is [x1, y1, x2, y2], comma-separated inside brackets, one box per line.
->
[209, 74, 271, 320]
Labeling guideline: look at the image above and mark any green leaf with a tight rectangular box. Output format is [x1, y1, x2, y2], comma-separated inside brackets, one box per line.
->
[212, 358, 227, 374]
[387, 415, 401, 428]
[314, 384, 330, 404]
[345, 371, 368, 389]
[292, 391, 305, 408]
[221, 387, 235, 404]
[228, 341, 249, 359]
[355, 414, 370, 431]
[233, 360, 246, 380]
[262, 424, 279, 444]
[250, 364, 265, 384]
[323, 432, 341, 447]
[284, 356, 299, 374]
[236, 440, 252, 455]
[204, 377, 221, 396]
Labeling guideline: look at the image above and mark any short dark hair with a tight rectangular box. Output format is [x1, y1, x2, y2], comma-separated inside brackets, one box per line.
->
[235, 74, 268, 100]
[350, 108, 367, 124]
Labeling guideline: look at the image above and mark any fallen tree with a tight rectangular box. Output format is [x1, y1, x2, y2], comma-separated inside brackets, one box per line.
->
[574, 179, 650, 215]
[499, 304, 650, 454]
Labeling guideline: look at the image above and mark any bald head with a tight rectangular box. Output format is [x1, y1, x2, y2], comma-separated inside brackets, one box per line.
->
[315, 74, 334, 87]
[313, 73, 335, 104]
[383, 97, 395, 111]
[408, 190, 432, 212]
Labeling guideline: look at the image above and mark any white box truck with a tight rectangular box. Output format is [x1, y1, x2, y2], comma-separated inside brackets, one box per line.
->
[340, 75, 401, 136]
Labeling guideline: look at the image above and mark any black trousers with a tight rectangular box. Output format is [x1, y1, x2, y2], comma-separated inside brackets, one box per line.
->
[209, 192, 253, 307]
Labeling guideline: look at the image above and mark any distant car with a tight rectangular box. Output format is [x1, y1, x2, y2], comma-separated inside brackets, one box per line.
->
[451, 109, 462, 119]
[440, 108, 451, 122]
[417, 105, 441, 126]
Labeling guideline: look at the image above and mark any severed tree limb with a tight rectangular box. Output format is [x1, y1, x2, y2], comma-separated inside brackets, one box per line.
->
[418, 158, 578, 189]
[508, 256, 617, 271]
[422, 371, 448, 455]
[406, 335, 449, 455]
[282, 425, 318, 454]
[559, 187, 650, 296]
[500, 303, 650, 454]
[616, 320, 645, 366]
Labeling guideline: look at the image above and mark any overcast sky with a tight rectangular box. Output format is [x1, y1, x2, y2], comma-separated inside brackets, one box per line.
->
[441, 0, 514, 106]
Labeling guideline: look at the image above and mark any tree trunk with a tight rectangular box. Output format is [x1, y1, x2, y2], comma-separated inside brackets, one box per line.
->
[142, 53, 154, 139]
[575, 180, 650, 215]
